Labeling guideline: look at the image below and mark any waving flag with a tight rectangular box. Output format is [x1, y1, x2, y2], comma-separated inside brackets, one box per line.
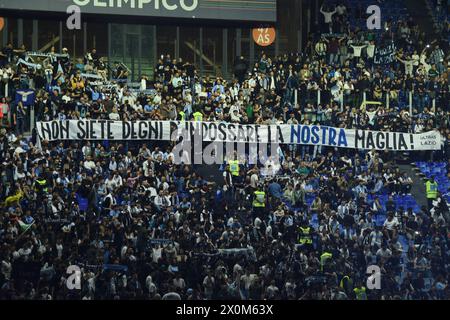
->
[17, 219, 34, 233]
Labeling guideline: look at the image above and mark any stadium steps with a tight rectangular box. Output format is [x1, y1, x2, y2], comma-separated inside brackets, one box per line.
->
[183, 41, 221, 77]
[413, 161, 450, 204]
[396, 152, 415, 165]
[399, 164, 428, 210]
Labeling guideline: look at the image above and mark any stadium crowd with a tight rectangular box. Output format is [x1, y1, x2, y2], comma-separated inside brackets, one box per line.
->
[0, 4, 449, 300]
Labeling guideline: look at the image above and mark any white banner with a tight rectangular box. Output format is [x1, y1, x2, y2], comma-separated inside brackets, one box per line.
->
[36, 120, 442, 151]
[37, 120, 171, 141]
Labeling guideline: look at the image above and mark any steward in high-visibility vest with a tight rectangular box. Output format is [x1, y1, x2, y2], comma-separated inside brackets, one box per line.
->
[426, 177, 438, 209]
[252, 188, 266, 219]
[35, 177, 48, 193]
[320, 252, 332, 271]
[252, 190, 266, 208]
[193, 111, 203, 121]
[179, 111, 186, 121]
[340, 275, 353, 294]
[426, 178, 438, 199]
[353, 286, 367, 300]
[228, 159, 240, 177]
[298, 226, 313, 245]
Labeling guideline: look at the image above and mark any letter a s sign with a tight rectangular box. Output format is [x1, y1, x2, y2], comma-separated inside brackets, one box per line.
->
[366, 5, 381, 30]
[66, 5, 81, 30]
[366, 265, 381, 290]
[252, 28, 276, 47]
[67, 265, 82, 290]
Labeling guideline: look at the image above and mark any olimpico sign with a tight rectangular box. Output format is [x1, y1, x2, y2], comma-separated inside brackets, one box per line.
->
[72, 0, 198, 11]
[0, 0, 276, 22]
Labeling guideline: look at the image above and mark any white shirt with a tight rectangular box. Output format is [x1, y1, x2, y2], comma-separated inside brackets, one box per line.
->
[153, 94, 162, 105]
[146, 276, 157, 294]
[248, 78, 257, 89]
[383, 217, 399, 230]
[112, 175, 123, 187]
[172, 76, 183, 88]
[105, 178, 117, 190]
[173, 278, 186, 289]
[82, 145, 92, 157]
[1, 260, 12, 279]
[152, 248, 162, 263]
[121, 246, 128, 259]
[366, 44, 375, 58]
[370, 230, 383, 247]
[84, 160, 96, 170]
[56, 244, 63, 258]
[336, 5, 346, 15]
[154, 195, 171, 207]
[250, 173, 259, 189]
[412, 54, 420, 66]
[132, 103, 143, 113]
[143, 160, 153, 177]
[62, 95, 71, 103]
[140, 78, 147, 91]
[401, 59, 415, 75]
[376, 248, 392, 259]
[351, 45, 367, 58]
[109, 112, 120, 120]
[320, 6, 337, 23]
[420, 54, 431, 73]
[270, 76, 276, 89]
[109, 161, 118, 171]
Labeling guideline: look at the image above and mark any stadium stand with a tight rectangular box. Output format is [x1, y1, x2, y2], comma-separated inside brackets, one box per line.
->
[0, 1, 448, 301]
